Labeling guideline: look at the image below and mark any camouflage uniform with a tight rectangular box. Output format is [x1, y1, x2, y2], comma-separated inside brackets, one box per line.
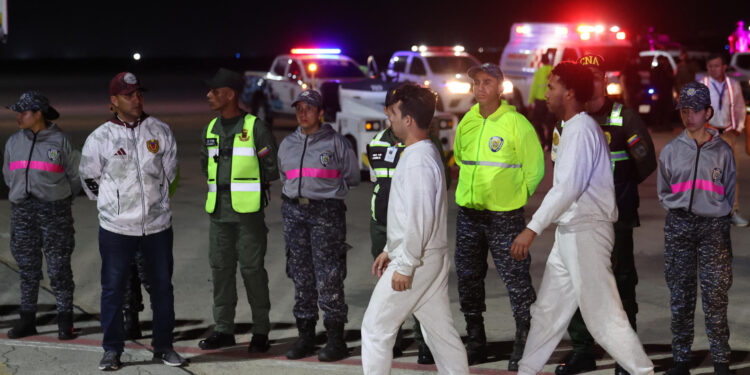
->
[664, 210, 732, 363]
[282, 198, 348, 322]
[10, 197, 75, 313]
[455, 207, 535, 324]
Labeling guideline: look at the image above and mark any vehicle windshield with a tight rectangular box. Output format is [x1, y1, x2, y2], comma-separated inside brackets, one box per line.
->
[578, 46, 633, 71]
[303, 58, 366, 78]
[425, 56, 479, 74]
[636, 54, 672, 71]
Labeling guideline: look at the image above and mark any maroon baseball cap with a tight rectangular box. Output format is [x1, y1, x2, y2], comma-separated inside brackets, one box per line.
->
[109, 72, 147, 96]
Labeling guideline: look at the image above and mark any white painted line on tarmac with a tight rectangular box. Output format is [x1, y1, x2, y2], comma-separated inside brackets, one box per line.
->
[0, 338, 149, 355]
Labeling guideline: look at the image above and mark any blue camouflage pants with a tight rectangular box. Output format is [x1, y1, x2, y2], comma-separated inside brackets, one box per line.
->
[10, 197, 75, 313]
[455, 207, 535, 325]
[664, 209, 732, 363]
[282, 198, 348, 323]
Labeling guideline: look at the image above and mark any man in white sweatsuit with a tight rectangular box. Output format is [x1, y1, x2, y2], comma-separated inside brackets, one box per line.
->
[510, 62, 654, 375]
[361, 84, 469, 375]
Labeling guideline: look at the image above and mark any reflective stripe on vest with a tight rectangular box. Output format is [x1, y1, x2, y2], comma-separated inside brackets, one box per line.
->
[461, 160, 522, 168]
[205, 114, 262, 214]
[606, 103, 624, 126]
[703, 76, 737, 130]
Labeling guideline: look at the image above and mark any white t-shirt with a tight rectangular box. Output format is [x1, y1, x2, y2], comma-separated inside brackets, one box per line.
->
[384, 139, 448, 276]
[527, 112, 617, 235]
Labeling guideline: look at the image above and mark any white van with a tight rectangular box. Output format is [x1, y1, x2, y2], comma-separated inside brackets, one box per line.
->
[500, 22, 633, 110]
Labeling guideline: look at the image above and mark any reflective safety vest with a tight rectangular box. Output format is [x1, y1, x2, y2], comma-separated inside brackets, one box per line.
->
[205, 114, 262, 213]
[366, 129, 404, 223]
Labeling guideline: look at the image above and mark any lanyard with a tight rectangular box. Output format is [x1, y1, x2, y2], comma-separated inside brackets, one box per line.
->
[711, 81, 727, 110]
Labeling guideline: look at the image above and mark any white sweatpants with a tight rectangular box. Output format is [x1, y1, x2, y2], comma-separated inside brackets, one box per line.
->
[518, 223, 654, 375]
[361, 251, 469, 375]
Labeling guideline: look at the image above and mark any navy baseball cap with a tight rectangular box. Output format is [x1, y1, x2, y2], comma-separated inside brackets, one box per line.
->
[467, 63, 504, 81]
[292, 89, 323, 108]
[676, 81, 711, 110]
[7, 91, 60, 120]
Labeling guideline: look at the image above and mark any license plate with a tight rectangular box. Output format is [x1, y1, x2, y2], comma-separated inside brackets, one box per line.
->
[638, 104, 651, 114]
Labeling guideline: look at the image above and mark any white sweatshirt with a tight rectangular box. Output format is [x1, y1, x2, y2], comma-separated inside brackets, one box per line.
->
[527, 112, 617, 235]
[384, 140, 448, 276]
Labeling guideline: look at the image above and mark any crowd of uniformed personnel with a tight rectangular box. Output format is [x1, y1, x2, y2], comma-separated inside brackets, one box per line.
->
[1, 49, 746, 374]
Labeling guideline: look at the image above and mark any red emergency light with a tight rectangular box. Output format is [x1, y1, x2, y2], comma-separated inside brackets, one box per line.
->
[291, 48, 341, 55]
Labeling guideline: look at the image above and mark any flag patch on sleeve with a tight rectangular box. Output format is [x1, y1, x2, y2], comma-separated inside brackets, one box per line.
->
[627, 134, 640, 147]
[258, 147, 270, 157]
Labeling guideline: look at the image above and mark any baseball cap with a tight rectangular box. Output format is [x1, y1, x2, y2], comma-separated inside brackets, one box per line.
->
[292, 89, 323, 108]
[7, 91, 60, 120]
[676, 81, 711, 110]
[109, 72, 146, 96]
[467, 63, 504, 81]
[205, 67, 244, 93]
[577, 54, 605, 69]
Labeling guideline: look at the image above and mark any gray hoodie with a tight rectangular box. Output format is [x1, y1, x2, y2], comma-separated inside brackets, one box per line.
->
[3, 123, 81, 204]
[657, 129, 735, 217]
[278, 123, 359, 200]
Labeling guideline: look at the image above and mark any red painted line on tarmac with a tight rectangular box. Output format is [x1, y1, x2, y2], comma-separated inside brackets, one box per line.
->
[0, 333, 551, 374]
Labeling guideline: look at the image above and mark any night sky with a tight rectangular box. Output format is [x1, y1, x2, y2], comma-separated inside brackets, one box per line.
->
[1, 0, 748, 60]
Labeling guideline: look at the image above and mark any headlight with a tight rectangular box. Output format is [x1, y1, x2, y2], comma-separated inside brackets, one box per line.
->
[446, 81, 472, 94]
[502, 80, 514, 95]
[606, 83, 622, 96]
[365, 121, 382, 132]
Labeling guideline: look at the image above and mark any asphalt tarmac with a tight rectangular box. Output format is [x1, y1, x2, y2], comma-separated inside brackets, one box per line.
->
[0, 70, 749, 374]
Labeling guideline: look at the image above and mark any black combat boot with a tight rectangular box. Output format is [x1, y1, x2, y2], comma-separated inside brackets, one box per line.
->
[7, 311, 37, 339]
[318, 320, 348, 362]
[714, 362, 734, 375]
[285, 318, 317, 359]
[664, 361, 690, 375]
[57, 311, 76, 340]
[123, 311, 142, 340]
[508, 323, 529, 371]
[248, 333, 271, 353]
[417, 342, 435, 364]
[555, 352, 597, 375]
[464, 314, 487, 365]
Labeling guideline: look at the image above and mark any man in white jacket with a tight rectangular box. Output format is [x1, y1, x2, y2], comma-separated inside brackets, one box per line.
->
[509, 62, 654, 375]
[79, 72, 185, 371]
[361, 84, 469, 375]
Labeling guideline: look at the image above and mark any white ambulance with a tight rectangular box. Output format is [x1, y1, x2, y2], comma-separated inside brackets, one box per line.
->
[499, 22, 633, 110]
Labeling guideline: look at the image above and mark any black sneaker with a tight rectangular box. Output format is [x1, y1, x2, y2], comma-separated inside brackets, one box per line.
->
[714, 362, 734, 375]
[198, 331, 236, 350]
[248, 334, 271, 353]
[98, 351, 121, 371]
[153, 349, 187, 367]
[664, 361, 690, 375]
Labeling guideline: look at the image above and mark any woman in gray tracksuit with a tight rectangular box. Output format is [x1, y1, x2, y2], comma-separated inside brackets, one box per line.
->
[277, 90, 359, 362]
[2, 91, 81, 340]
[657, 82, 735, 375]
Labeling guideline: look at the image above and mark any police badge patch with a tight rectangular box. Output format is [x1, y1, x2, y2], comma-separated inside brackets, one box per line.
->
[47, 148, 60, 162]
[489, 136, 504, 152]
[146, 139, 160, 154]
[320, 151, 333, 167]
[239, 129, 250, 142]
[712, 168, 722, 183]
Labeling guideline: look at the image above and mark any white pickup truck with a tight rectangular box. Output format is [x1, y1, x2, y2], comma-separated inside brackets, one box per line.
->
[242, 49, 457, 171]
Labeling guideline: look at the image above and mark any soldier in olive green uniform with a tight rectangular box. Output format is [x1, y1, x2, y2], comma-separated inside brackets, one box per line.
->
[198, 68, 279, 353]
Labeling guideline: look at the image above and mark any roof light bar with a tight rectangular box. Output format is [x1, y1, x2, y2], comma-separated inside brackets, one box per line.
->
[291, 48, 341, 55]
